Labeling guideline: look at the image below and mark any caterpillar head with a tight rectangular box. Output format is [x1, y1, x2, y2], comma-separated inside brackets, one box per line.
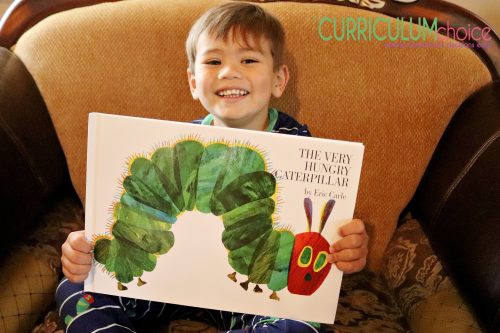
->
[288, 198, 334, 296]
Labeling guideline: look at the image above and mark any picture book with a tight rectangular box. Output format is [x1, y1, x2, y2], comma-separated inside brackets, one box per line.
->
[84, 112, 364, 324]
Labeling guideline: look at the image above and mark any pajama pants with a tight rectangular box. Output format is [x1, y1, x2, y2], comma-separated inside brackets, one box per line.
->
[56, 279, 323, 333]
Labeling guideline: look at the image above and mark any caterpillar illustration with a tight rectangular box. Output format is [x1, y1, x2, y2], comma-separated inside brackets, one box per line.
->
[64, 294, 94, 325]
[93, 139, 335, 300]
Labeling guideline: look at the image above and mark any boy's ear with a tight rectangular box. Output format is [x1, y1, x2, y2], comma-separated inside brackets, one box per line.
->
[271, 64, 289, 98]
[187, 68, 199, 100]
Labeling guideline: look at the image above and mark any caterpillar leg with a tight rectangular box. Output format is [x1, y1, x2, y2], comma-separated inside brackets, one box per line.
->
[253, 285, 263, 293]
[137, 278, 146, 286]
[240, 280, 249, 290]
[117, 282, 128, 291]
[228, 272, 237, 282]
[270, 291, 280, 301]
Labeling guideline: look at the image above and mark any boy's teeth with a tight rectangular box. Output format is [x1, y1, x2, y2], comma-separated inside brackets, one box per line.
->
[218, 89, 248, 96]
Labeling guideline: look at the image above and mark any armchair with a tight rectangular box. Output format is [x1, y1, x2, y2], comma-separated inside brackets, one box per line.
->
[0, 0, 498, 332]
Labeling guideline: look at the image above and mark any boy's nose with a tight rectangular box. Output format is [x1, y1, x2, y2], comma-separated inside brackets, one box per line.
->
[218, 64, 242, 80]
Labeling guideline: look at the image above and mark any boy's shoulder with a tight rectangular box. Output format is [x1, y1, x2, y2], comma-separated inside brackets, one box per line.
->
[272, 110, 311, 137]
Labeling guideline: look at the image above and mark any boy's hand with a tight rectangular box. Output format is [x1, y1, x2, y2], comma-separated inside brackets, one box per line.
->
[328, 219, 368, 274]
[61, 230, 93, 283]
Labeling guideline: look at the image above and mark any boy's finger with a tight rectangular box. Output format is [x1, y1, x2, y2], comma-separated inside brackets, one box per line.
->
[330, 233, 367, 252]
[61, 256, 92, 275]
[335, 257, 366, 274]
[338, 219, 366, 237]
[62, 245, 93, 265]
[67, 230, 92, 253]
[62, 267, 89, 283]
[328, 246, 368, 263]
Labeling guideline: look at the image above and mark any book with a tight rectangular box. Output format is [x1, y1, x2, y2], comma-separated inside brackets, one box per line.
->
[84, 112, 364, 324]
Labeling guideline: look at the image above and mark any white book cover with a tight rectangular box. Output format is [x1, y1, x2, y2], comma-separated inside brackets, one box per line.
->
[84, 112, 364, 324]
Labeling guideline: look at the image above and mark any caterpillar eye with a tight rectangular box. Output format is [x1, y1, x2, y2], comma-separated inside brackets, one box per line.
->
[298, 246, 313, 267]
[313, 251, 329, 272]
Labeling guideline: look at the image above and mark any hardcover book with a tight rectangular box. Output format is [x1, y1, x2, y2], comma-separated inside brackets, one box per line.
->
[84, 113, 364, 324]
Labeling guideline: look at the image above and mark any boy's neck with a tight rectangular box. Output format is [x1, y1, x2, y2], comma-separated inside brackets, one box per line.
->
[202, 108, 278, 132]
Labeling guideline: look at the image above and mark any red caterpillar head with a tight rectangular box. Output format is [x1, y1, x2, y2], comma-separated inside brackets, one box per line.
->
[288, 198, 334, 295]
[83, 294, 95, 304]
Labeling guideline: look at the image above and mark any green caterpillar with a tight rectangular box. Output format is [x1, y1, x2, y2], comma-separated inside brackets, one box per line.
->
[93, 140, 284, 293]
[93, 139, 334, 300]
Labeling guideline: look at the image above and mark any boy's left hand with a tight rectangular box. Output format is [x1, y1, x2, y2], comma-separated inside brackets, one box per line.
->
[328, 219, 368, 274]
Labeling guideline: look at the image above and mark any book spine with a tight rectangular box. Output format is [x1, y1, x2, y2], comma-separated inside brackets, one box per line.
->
[83, 113, 98, 291]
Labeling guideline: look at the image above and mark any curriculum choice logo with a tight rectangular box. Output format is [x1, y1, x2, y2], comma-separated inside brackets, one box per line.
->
[318, 16, 493, 48]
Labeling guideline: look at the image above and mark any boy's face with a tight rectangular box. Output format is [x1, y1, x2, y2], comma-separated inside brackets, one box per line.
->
[187, 28, 289, 131]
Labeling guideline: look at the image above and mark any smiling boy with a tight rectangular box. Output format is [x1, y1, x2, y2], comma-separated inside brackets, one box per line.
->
[56, 3, 368, 333]
[187, 25, 288, 131]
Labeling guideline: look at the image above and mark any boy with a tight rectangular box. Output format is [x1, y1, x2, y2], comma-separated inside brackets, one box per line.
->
[57, 3, 368, 332]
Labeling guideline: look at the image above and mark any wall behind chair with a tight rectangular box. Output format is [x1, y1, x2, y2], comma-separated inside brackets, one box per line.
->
[0, 0, 10, 17]
[444, 0, 499, 33]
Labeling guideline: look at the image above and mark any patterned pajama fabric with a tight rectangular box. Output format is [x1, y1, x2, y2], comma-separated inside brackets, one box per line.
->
[56, 279, 322, 333]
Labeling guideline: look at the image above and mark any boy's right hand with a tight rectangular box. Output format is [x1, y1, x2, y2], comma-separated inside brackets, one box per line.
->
[61, 230, 93, 283]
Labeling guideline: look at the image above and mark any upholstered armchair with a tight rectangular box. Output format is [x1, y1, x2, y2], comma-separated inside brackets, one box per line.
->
[0, 0, 498, 332]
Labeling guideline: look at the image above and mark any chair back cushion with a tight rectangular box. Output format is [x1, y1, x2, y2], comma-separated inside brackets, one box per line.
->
[14, 0, 492, 270]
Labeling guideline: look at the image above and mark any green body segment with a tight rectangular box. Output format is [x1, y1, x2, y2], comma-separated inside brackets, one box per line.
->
[195, 144, 229, 213]
[215, 146, 266, 190]
[247, 230, 281, 284]
[123, 158, 180, 216]
[150, 147, 185, 211]
[227, 230, 272, 275]
[94, 236, 157, 283]
[94, 139, 291, 291]
[211, 171, 276, 215]
[268, 231, 294, 291]
[112, 203, 174, 255]
[174, 141, 205, 211]
[94, 202, 174, 283]
[222, 199, 275, 276]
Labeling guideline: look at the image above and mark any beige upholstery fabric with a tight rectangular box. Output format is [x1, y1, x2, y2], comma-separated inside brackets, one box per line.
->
[14, 0, 491, 270]
[408, 280, 482, 333]
[0, 251, 57, 333]
[166, 320, 218, 333]
[0, 196, 83, 333]
[410, 284, 482, 333]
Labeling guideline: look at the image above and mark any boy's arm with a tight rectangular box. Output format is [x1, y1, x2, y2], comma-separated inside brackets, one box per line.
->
[327, 219, 368, 274]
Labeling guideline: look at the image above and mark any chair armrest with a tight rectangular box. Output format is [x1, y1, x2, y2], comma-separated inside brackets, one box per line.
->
[412, 81, 500, 333]
[0, 47, 68, 257]
[382, 218, 481, 333]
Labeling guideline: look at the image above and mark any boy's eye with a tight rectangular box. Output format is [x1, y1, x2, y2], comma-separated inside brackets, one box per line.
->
[242, 59, 258, 64]
[205, 60, 221, 65]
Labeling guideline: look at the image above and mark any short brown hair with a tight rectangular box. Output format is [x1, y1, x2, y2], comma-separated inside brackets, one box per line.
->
[186, 2, 285, 73]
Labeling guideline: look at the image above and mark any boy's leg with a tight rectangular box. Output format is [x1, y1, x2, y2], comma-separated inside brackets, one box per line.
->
[224, 314, 323, 333]
[56, 279, 321, 333]
[56, 278, 228, 332]
[55, 278, 173, 332]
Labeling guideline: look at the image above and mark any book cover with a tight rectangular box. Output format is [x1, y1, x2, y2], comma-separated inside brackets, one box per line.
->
[84, 112, 364, 324]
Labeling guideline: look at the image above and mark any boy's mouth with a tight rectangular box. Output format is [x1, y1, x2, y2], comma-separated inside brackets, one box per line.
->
[216, 89, 249, 98]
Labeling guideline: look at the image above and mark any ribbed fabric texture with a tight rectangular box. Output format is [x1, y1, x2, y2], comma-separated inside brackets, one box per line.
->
[14, 0, 491, 270]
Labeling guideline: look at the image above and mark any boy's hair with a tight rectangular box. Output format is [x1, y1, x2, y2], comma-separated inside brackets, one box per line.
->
[186, 2, 285, 73]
